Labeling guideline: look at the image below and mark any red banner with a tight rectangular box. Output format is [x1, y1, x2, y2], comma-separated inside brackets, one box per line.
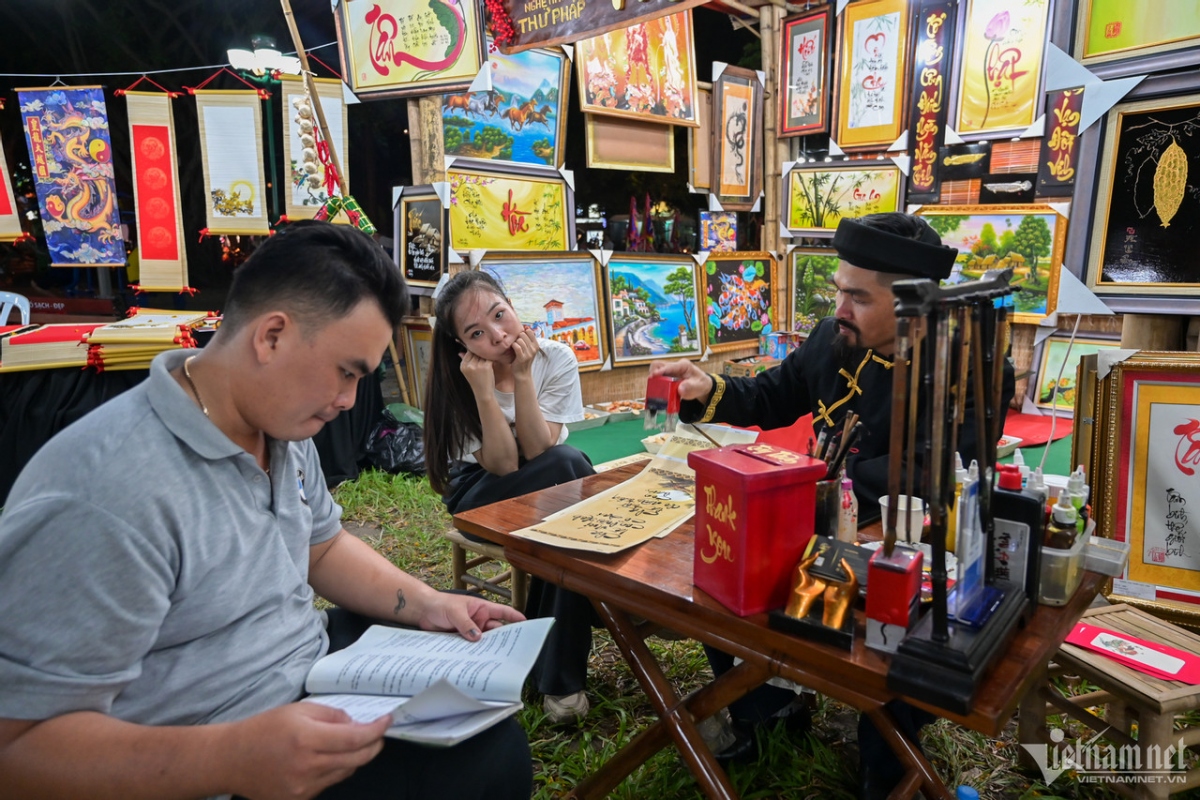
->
[1036, 88, 1084, 198]
[906, 0, 957, 203]
[131, 123, 180, 262]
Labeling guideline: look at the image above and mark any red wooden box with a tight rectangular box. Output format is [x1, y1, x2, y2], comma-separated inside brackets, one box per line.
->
[688, 443, 826, 616]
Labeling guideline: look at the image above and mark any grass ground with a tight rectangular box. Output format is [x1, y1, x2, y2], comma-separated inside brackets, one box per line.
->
[333, 469, 1196, 800]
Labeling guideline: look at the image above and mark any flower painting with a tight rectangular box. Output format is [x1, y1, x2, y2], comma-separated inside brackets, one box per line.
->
[575, 9, 698, 126]
[955, 0, 1051, 137]
[482, 253, 607, 371]
[606, 254, 704, 366]
[440, 43, 568, 170]
[703, 253, 774, 351]
[446, 167, 571, 251]
[790, 248, 840, 336]
[780, 7, 832, 137]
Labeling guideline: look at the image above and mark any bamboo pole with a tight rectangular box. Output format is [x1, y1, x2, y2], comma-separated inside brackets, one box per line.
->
[761, 3, 783, 256]
[720, 0, 762, 19]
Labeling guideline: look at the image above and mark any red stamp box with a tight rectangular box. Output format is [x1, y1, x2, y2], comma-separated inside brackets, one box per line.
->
[688, 443, 826, 616]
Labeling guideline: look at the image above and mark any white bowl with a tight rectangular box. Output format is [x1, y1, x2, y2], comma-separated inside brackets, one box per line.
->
[566, 408, 610, 432]
[997, 435, 1023, 459]
[642, 433, 670, 454]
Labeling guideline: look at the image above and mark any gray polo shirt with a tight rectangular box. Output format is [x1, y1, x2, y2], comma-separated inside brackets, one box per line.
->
[0, 349, 342, 726]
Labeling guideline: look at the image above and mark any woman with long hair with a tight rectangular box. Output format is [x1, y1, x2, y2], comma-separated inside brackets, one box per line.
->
[424, 270, 597, 724]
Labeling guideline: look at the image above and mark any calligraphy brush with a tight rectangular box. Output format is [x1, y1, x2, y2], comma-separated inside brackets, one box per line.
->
[825, 421, 863, 480]
[689, 423, 722, 447]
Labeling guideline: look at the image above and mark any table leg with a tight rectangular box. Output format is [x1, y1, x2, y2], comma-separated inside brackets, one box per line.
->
[864, 706, 954, 800]
[568, 600, 772, 800]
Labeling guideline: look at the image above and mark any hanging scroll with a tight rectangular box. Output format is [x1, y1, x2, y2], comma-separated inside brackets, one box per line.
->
[1036, 87, 1083, 198]
[0, 134, 22, 242]
[906, 0, 957, 204]
[194, 90, 270, 235]
[17, 86, 126, 267]
[125, 92, 188, 291]
[280, 76, 348, 220]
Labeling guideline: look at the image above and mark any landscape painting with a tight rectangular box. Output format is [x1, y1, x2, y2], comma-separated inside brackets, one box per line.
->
[441, 44, 569, 170]
[481, 253, 607, 371]
[785, 164, 902, 235]
[790, 248, 840, 336]
[703, 253, 774, 351]
[606, 254, 704, 366]
[916, 204, 1066, 324]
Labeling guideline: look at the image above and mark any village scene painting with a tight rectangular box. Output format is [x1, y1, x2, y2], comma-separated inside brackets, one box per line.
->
[704, 255, 773, 350]
[607, 256, 704, 366]
[441, 45, 567, 169]
[482, 255, 606, 370]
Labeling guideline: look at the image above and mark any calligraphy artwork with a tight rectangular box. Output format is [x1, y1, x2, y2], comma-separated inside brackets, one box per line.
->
[585, 115, 674, 173]
[1100, 356, 1200, 625]
[1032, 334, 1120, 413]
[194, 91, 270, 235]
[335, 0, 486, 100]
[441, 42, 569, 170]
[711, 65, 763, 212]
[700, 211, 737, 252]
[446, 165, 572, 251]
[785, 163, 902, 236]
[396, 186, 446, 288]
[906, 0, 957, 203]
[779, 7, 832, 137]
[789, 247, 839, 336]
[495, 0, 706, 55]
[1077, 0, 1200, 67]
[125, 92, 187, 291]
[1087, 93, 1200, 299]
[703, 252, 774, 352]
[0, 123, 21, 242]
[575, 9, 698, 126]
[606, 254, 704, 366]
[400, 316, 434, 409]
[954, 0, 1051, 138]
[281, 77, 348, 220]
[916, 204, 1065, 323]
[18, 86, 125, 267]
[834, 0, 910, 152]
[480, 252, 608, 370]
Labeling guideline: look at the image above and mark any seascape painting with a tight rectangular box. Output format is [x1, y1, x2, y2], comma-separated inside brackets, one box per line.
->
[704, 254, 774, 351]
[606, 255, 704, 366]
[441, 44, 568, 170]
[482, 254, 607, 371]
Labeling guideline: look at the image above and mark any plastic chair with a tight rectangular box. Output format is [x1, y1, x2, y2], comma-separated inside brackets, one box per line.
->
[0, 291, 30, 325]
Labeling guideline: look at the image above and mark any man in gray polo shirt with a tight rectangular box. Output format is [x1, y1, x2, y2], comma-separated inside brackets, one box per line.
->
[0, 221, 531, 799]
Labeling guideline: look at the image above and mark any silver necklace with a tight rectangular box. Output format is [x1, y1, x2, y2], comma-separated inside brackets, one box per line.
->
[182, 355, 208, 417]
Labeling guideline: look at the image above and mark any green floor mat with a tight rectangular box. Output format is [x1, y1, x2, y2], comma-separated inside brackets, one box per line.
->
[567, 419, 653, 465]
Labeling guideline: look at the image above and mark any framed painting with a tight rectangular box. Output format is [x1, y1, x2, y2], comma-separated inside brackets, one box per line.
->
[401, 316, 434, 410]
[702, 252, 775, 352]
[833, 0, 910, 152]
[1032, 334, 1121, 414]
[915, 204, 1066, 324]
[784, 163, 903, 236]
[1086, 92, 1200, 298]
[699, 211, 737, 252]
[1075, 0, 1200, 71]
[575, 9, 699, 127]
[446, 164, 574, 252]
[1100, 355, 1200, 626]
[605, 254, 704, 366]
[789, 247, 840, 337]
[711, 65, 764, 211]
[334, 0, 487, 100]
[688, 87, 712, 192]
[585, 115, 675, 173]
[953, 0, 1052, 139]
[441, 42, 569, 171]
[395, 185, 447, 289]
[480, 252, 608, 372]
[779, 7, 833, 138]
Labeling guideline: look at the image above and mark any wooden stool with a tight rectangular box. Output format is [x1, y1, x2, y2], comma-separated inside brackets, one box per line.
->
[1019, 603, 1200, 799]
[444, 528, 528, 613]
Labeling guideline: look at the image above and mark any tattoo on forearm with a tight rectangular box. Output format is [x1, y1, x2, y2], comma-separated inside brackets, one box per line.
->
[394, 590, 406, 615]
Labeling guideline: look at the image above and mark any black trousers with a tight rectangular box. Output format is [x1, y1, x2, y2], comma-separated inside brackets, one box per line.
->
[444, 445, 600, 696]
[312, 608, 534, 800]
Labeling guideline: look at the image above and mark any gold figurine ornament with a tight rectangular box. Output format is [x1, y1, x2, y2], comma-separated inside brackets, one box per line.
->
[822, 558, 859, 630]
[785, 553, 827, 619]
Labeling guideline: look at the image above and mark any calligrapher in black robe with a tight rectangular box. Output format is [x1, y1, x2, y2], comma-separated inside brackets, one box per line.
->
[679, 315, 1015, 521]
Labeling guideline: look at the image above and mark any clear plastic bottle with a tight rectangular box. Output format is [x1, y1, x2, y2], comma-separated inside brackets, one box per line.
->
[837, 473, 858, 543]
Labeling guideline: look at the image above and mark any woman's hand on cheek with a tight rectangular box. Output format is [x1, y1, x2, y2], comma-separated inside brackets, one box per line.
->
[459, 350, 496, 395]
[511, 328, 540, 377]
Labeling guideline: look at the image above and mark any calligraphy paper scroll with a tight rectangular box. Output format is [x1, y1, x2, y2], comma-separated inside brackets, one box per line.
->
[280, 76, 348, 220]
[1037, 88, 1084, 198]
[834, 0, 911, 152]
[125, 92, 187, 291]
[18, 86, 125, 266]
[0, 130, 22, 242]
[906, 0, 957, 204]
[194, 91, 270, 235]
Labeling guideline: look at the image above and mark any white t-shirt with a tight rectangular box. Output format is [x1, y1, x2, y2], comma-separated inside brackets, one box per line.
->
[459, 338, 585, 463]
